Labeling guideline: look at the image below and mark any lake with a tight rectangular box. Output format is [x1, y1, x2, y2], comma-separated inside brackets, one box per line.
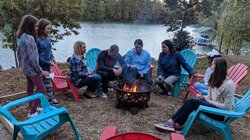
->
[0, 22, 212, 70]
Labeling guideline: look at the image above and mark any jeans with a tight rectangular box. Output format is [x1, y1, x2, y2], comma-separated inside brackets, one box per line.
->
[155, 75, 180, 91]
[76, 74, 101, 92]
[26, 74, 46, 113]
[194, 82, 208, 93]
[172, 99, 224, 126]
[96, 70, 117, 93]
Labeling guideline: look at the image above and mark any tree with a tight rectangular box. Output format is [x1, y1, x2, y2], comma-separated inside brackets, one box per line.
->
[0, 0, 81, 67]
[217, 0, 250, 54]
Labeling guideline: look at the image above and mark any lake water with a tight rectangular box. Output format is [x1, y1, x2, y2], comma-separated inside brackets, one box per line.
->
[0, 22, 212, 70]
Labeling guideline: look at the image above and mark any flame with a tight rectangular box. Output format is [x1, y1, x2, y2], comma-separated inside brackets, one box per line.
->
[122, 83, 137, 93]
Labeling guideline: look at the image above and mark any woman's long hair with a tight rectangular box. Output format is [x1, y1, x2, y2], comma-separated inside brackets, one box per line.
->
[73, 41, 85, 56]
[208, 58, 228, 88]
[37, 18, 51, 38]
[162, 39, 175, 54]
[16, 15, 38, 39]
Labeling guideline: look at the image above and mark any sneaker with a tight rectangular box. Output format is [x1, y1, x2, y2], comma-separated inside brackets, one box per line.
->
[174, 127, 183, 134]
[101, 92, 108, 99]
[36, 107, 43, 112]
[155, 123, 175, 132]
[28, 112, 39, 118]
[49, 98, 59, 104]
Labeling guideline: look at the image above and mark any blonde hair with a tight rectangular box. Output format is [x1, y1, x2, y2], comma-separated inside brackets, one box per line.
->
[73, 41, 85, 56]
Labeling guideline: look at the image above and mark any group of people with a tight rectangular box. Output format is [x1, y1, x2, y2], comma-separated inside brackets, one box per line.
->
[16, 14, 236, 134]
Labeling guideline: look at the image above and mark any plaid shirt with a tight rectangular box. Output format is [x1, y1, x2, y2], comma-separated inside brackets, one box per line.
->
[68, 54, 88, 86]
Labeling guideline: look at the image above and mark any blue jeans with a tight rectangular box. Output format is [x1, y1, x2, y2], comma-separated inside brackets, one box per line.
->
[172, 99, 224, 126]
[194, 82, 208, 93]
[76, 74, 101, 92]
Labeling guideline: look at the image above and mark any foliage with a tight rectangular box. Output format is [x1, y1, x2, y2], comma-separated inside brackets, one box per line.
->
[0, 0, 81, 67]
[172, 30, 193, 51]
[217, 0, 250, 55]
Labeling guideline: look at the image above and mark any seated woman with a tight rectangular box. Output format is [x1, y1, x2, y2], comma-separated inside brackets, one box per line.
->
[194, 49, 221, 93]
[155, 58, 235, 132]
[155, 40, 195, 96]
[68, 41, 101, 98]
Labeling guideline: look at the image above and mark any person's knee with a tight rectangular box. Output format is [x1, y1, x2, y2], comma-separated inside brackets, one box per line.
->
[194, 82, 201, 89]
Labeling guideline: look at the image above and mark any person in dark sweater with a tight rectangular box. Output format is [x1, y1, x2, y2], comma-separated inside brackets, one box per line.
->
[96, 44, 127, 98]
[155, 40, 195, 96]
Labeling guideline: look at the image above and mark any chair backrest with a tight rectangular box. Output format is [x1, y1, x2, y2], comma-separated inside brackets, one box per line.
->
[86, 48, 101, 71]
[50, 63, 67, 90]
[107, 132, 162, 140]
[235, 88, 250, 113]
[227, 63, 248, 90]
[180, 49, 198, 76]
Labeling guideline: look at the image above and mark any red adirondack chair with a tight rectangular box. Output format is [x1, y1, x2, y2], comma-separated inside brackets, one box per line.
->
[184, 63, 248, 101]
[50, 64, 80, 103]
[100, 126, 164, 140]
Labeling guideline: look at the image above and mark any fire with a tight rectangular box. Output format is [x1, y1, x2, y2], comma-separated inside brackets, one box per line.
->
[123, 84, 137, 93]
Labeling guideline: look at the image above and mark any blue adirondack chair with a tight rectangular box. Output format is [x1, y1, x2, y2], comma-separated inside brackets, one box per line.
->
[173, 49, 198, 97]
[0, 93, 82, 140]
[86, 48, 101, 71]
[182, 88, 250, 140]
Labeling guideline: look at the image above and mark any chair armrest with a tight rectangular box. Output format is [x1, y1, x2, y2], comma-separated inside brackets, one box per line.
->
[3, 93, 50, 111]
[0, 108, 18, 124]
[189, 73, 205, 86]
[54, 75, 67, 79]
[16, 107, 68, 126]
[197, 105, 244, 118]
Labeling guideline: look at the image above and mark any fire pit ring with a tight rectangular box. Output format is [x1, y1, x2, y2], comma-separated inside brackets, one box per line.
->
[113, 79, 152, 115]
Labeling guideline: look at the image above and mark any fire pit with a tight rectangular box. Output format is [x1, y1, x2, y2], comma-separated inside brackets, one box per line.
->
[113, 79, 151, 115]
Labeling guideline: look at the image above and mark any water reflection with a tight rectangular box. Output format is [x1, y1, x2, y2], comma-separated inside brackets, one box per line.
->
[0, 22, 212, 70]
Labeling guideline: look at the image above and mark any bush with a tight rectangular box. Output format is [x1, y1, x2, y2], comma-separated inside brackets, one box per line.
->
[172, 30, 193, 51]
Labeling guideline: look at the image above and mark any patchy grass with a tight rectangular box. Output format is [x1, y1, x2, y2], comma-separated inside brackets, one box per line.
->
[0, 55, 250, 140]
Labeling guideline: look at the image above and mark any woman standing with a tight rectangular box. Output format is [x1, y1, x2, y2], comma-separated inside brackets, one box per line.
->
[155, 58, 235, 132]
[37, 19, 58, 104]
[16, 15, 49, 118]
[68, 41, 101, 98]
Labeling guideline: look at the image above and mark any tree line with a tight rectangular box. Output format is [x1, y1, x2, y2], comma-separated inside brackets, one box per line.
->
[0, 0, 249, 68]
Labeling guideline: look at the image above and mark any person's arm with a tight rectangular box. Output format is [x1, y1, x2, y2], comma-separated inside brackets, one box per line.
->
[96, 51, 113, 72]
[117, 53, 127, 70]
[124, 51, 132, 67]
[25, 36, 42, 74]
[210, 82, 235, 110]
[140, 52, 151, 74]
[157, 54, 163, 76]
[177, 53, 195, 77]
[70, 58, 88, 78]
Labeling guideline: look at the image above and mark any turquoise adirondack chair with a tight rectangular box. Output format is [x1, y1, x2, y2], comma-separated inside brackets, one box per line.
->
[173, 49, 198, 97]
[182, 88, 250, 140]
[86, 48, 101, 71]
[0, 93, 82, 140]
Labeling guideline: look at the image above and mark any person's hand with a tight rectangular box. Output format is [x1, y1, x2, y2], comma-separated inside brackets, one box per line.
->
[204, 95, 211, 102]
[130, 65, 136, 69]
[158, 75, 163, 80]
[113, 68, 119, 77]
[116, 67, 123, 76]
[88, 71, 94, 75]
[42, 71, 49, 77]
[50, 60, 55, 66]
[139, 73, 144, 78]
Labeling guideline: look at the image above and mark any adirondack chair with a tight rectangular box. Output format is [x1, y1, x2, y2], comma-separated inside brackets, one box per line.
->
[184, 63, 248, 100]
[0, 93, 82, 140]
[100, 126, 163, 140]
[86, 48, 101, 71]
[50, 63, 69, 93]
[172, 49, 198, 97]
[182, 88, 250, 140]
[50, 64, 80, 103]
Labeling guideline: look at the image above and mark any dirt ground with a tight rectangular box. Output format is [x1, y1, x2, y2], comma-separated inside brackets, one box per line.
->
[0, 55, 250, 140]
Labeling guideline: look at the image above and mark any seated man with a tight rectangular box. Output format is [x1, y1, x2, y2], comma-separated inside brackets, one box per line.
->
[96, 44, 127, 98]
[123, 39, 153, 84]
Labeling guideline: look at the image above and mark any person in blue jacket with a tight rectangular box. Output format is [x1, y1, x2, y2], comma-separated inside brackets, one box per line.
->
[155, 40, 195, 96]
[37, 19, 58, 104]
